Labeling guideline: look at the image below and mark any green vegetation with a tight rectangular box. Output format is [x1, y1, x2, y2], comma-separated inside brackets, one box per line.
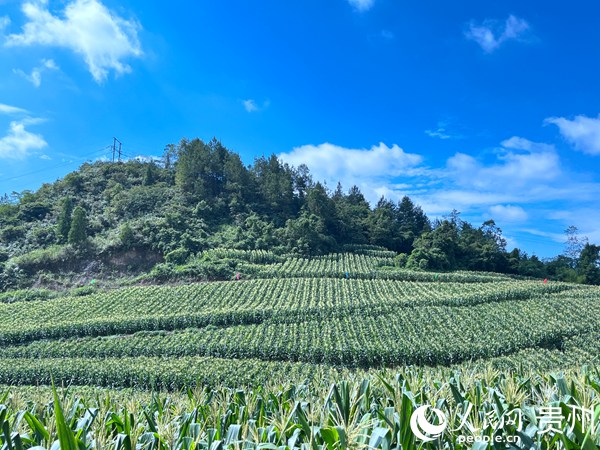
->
[1, 138, 598, 293]
[0, 250, 598, 449]
[0, 253, 597, 392]
[2, 138, 600, 448]
[0, 368, 599, 449]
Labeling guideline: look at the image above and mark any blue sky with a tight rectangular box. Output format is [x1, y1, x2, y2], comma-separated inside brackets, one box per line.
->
[1, 0, 600, 257]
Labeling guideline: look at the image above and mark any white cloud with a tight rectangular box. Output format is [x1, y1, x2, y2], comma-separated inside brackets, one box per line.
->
[5, 0, 142, 83]
[13, 58, 59, 87]
[425, 120, 465, 140]
[347, 0, 375, 12]
[0, 120, 47, 159]
[0, 103, 28, 115]
[280, 142, 422, 182]
[243, 99, 258, 113]
[0, 15, 9, 31]
[242, 98, 270, 113]
[279, 142, 424, 203]
[278, 138, 567, 208]
[43, 58, 58, 70]
[489, 205, 528, 222]
[500, 136, 554, 153]
[425, 128, 451, 140]
[545, 114, 600, 155]
[14, 68, 41, 87]
[446, 137, 560, 191]
[380, 30, 394, 40]
[465, 15, 530, 53]
[520, 228, 565, 243]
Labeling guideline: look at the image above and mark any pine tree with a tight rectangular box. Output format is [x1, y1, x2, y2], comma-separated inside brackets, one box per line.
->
[143, 164, 156, 186]
[57, 198, 73, 242]
[68, 206, 88, 246]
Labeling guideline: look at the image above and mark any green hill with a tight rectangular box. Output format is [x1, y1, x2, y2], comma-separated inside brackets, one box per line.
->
[2, 139, 598, 294]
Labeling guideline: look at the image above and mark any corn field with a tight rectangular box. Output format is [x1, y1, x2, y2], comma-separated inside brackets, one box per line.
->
[1, 368, 600, 449]
[1, 252, 600, 448]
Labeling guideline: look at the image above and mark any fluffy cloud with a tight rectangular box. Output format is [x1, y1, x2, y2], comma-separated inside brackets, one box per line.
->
[279, 137, 566, 208]
[545, 114, 600, 155]
[242, 99, 270, 113]
[280, 142, 422, 181]
[489, 205, 528, 222]
[243, 99, 258, 113]
[5, 0, 142, 83]
[347, 0, 375, 12]
[0, 103, 47, 159]
[0, 120, 47, 159]
[14, 58, 59, 87]
[279, 142, 423, 202]
[465, 15, 530, 53]
[446, 137, 560, 190]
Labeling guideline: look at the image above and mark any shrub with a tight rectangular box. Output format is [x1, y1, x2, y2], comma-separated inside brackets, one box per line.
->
[0, 288, 55, 303]
[12, 245, 76, 275]
[165, 248, 189, 265]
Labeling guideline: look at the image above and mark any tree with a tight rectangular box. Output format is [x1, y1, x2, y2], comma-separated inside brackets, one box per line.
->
[368, 198, 401, 250]
[564, 225, 587, 267]
[305, 182, 337, 236]
[458, 221, 507, 272]
[408, 219, 460, 270]
[119, 223, 136, 250]
[174, 138, 234, 201]
[333, 185, 370, 245]
[68, 206, 88, 246]
[481, 220, 507, 252]
[292, 164, 313, 203]
[252, 155, 296, 225]
[143, 163, 157, 186]
[284, 212, 336, 255]
[57, 197, 73, 242]
[577, 243, 600, 285]
[162, 144, 178, 170]
[396, 196, 430, 253]
[546, 255, 577, 282]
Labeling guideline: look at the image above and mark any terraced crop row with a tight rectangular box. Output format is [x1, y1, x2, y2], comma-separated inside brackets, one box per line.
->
[4, 293, 600, 367]
[464, 332, 600, 372]
[0, 278, 576, 345]
[0, 356, 342, 390]
[245, 253, 524, 282]
[1, 329, 599, 390]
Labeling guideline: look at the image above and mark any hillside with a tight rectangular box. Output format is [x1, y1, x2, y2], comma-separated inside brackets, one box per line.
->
[2, 139, 598, 295]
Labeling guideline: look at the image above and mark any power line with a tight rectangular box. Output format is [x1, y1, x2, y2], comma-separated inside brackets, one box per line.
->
[2, 146, 111, 184]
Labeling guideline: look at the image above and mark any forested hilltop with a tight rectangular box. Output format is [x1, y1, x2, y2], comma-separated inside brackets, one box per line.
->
[0, 138, 598, 292]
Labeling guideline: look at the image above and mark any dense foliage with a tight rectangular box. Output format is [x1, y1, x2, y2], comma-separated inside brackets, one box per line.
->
[2, 138, 598, 291]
